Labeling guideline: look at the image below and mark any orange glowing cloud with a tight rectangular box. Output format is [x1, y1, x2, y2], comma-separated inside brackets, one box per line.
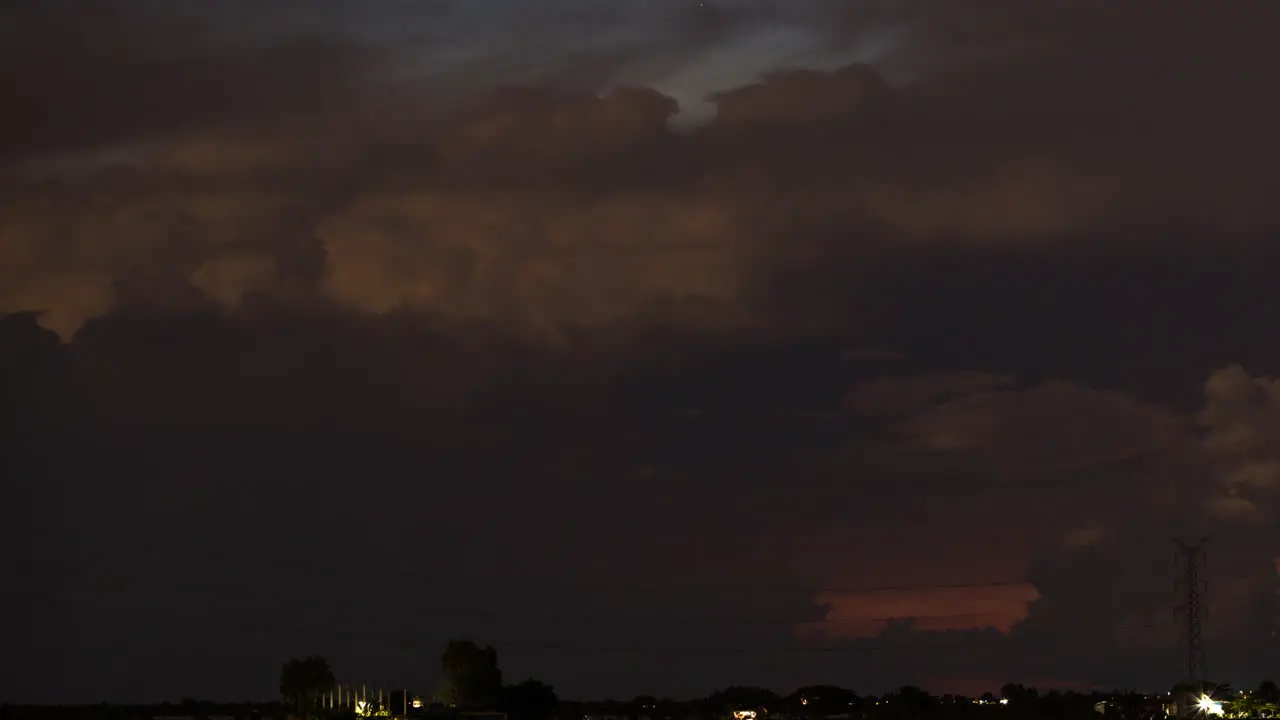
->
[795, 582, 1041, 642]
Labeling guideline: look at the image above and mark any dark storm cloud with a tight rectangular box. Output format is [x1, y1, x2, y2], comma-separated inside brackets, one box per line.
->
[5, 0, 1280, 705]
[1, 316, 857, 701]
[0, 1, 381, 167]
[804, 366, 1280, 686]
[5, 0, 1280, 339]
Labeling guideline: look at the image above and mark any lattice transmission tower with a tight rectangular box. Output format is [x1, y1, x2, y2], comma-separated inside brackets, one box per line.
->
[1174, 538, 1209, 685]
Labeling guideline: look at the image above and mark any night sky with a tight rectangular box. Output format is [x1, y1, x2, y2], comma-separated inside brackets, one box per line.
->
[4, 0, 1280, 705]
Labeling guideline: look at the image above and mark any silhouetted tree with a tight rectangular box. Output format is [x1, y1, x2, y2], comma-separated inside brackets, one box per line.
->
[502, 679, 558, 720]
[439, 639, 503, 708]
[1036, 690, 1064, 719]
[1259, 681, 1280, 704]
[707, 687, 779, 716]
[280, 656, 336, 715]
[883, 686, 937, 719]
[1000, 684, 1039, 707]
[788, 686, 858, 716]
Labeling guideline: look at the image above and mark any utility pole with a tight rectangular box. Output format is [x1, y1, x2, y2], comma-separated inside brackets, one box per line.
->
[1174, 538, 1209, 685]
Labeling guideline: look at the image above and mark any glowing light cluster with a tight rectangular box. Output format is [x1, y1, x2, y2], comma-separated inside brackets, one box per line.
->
[1197, 695, 1224, 716]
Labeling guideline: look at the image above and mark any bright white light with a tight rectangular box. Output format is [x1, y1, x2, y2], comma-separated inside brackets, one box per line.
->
[1000, 699, 1009, 706]
[1197, 695, 1223, 716]
[413, 699, 424, 709]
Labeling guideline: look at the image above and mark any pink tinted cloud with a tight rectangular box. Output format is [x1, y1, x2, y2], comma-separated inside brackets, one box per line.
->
[795, 582, 1042, 641]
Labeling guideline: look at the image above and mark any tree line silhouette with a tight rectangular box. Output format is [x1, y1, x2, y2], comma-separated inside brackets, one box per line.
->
[4, 639, 1275, 720]
[273, 641, 1280, 720]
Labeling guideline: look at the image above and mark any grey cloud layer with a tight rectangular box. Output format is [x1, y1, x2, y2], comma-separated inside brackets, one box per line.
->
[5, 1, 1280, 340]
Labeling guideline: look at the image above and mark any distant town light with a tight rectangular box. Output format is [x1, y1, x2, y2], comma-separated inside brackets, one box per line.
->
[999, 699, 1009, 706]
[413, 699, 424, 709]
[733, 711, 757, 719]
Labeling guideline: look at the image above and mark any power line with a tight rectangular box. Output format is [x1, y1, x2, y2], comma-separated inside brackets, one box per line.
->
[398, 577, 1036, 594]
[78, 591, 1027, 627]
[90, 571, 1039, 604]
[85, 566, 1268, 597]
[88, 573, 1037, 595]
[382, 608, 1011, 627]
[496, 646, 901, 655]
